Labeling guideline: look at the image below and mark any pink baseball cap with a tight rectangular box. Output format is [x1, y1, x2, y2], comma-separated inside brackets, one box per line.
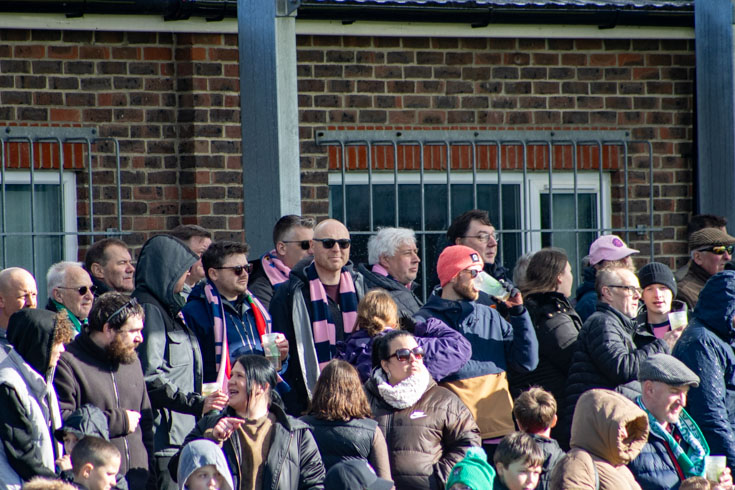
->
[437, 245, 484, 287]
[588, 235, 639, 265]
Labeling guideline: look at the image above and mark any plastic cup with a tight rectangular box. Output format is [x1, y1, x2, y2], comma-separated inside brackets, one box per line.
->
[473, 271, 510, 301]
[201, 382, 220, 397]
[706, 455, 727, 482]
[261, 333, 281, 371]
[668, 310, 688, 331]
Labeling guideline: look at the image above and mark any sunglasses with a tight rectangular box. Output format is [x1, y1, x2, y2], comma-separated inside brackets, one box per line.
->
[215, 264, 253, 276]
[105, 297, 140, 325]
[313, 238, 351, 249]
[388, 346, 425, 362]
[282, 240, 310, 250]
[700, 245, 734, 255]
[57, 285, 97, 296]
[464, 269, 480, 278]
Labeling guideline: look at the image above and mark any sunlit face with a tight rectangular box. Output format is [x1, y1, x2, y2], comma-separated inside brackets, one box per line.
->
[641, 284, 673, 316]
[456, 220, 498, 265]
[187, 236, 212, 285]
[278, 226, 314, 270]
[53, 266, 95, 320]
[210, 253, 249, 301]
[496, 460, 542, 490]
[84, 455, 121, 490]
[381, 241, 420, 286]
[63, 432, 80, 455]
[185, 464, 227, 490]
[693, 247, 732, 276]
[0, 270, 37, 320]
[557, 262, 574, 298]
[601, 269, 641, 319]
[643, 380, 689, 426]
[99, 245, 135, 293]
[227, 361, 267, 414]
[312, 221, 350, 275]
[106, 315, 144, 364]
[380, 335, 423, 386]
[450, 268, 480, 301]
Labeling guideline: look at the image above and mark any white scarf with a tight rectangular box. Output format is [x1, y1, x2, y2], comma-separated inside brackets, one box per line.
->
[373, 365, 432, 410]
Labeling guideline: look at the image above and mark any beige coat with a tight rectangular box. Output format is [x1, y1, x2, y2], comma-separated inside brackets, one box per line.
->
[550, 389, 649, 490]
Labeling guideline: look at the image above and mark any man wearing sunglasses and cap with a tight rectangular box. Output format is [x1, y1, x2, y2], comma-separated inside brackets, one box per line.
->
[46, 261, 96, 335]
[270, 218, 367, 415]
[677, 227, 735, 309]
[248, 215, 314, 311]
[414, 245, 538, 452]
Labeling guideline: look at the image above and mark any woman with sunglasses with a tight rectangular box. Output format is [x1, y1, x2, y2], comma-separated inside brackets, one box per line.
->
[364, 329, 481, 490]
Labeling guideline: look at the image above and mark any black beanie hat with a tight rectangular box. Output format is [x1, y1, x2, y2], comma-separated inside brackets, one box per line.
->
[637, 262, 677, 296]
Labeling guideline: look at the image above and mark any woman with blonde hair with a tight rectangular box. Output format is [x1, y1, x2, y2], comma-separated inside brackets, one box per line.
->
[300, 360, 392, 480]
[337, 289, 471, 382]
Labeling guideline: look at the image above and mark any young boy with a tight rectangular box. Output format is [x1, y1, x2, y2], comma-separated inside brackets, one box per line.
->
[54, 404, 110, 472]
[513, 387, 565, 490]
[493, 432, 544, 490]
[176, 439, 234, 490]
[71, 436, 121, 490]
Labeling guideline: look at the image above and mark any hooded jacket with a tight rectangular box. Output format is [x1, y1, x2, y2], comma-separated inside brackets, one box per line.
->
[356, 263, 423, 319]
[176, 439, 233, 490]
[676, 261, 711, 310]
[550, 389, 648, 490]
[414, 293, 538, 439]
[269, 258, 366, 415]
[0, 309, 63, 488]
[673, 270, 735, 469]
[132, 235, 205, 457]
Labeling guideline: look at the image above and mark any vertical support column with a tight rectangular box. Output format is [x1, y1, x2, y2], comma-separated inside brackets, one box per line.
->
[238, 0, 301, 254]
[695, 0, 735, 222]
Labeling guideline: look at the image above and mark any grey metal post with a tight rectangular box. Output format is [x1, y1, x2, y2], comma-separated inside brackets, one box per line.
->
[238, 0, 301, 255]
[695, 0, 735, 222]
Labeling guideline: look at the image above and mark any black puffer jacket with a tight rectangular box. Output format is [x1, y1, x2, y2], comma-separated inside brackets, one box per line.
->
[509, 291, 582, 404]
[299, 415, 378, 472]
[357, 264, 423, 319]
[562, 302, 669, 441]
[132, 235, 204, 457]
[364, 374, 481, 490]
[177, 403, 325, 490]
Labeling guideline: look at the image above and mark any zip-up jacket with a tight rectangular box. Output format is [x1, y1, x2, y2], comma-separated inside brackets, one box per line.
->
[356, 263, 423, 319]
[54, 331, 155, 489]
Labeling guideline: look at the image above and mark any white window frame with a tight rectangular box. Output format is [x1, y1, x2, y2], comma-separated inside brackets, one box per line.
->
[0, 170, 78, 262]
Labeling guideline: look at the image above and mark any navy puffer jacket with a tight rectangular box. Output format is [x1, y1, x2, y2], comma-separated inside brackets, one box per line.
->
[673, 270, 735, 469]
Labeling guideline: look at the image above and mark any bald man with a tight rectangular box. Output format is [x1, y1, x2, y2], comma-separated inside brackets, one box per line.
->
[270, 218, 366, 415]
[0, 267, 37, 346]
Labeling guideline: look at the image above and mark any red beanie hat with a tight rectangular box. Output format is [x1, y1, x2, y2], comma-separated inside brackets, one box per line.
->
[437, 245, 484, 287]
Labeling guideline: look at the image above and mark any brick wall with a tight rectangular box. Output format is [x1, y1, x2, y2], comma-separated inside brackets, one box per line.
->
[0, 28, 695, 269]
[296, 35, 695, 268]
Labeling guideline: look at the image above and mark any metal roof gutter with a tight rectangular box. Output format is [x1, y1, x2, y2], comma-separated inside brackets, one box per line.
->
[0, 0, 237, 21]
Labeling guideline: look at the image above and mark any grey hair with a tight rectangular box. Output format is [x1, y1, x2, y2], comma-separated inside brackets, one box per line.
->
[46, 261, 83, 298]
[367, 227, 416, 265]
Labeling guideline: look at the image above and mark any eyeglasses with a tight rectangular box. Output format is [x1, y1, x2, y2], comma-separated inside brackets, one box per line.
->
[281, 240, 310, 250]
[215, 264, 253, 276]
[459, 232, 497, 243]
[57, 285, 97, 296]
[105, 297, 139, 325]
[699, 245, 734, 255]
[388, 346, 425, 362]
[463, 269, 480, 278]
[607, 284, 643, 296]
[313, 238, 351, 249]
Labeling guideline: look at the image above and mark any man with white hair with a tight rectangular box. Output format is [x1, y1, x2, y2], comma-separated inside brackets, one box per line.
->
[357, 227, 423, 318]
[46, 261, 95, 334]
[0, 267, 37, 347]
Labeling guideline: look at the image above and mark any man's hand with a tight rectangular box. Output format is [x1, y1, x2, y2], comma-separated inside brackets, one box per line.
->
[504, 291, 523, 308]
[202, 390, 229, 415]
[211, 417, 244, 442]
[662, 327, 683, 350]
[275, 333, 289, 360]
[714, 466, 733, 489]
[125, 410, 141, 434]
[56, 454, 72, 471]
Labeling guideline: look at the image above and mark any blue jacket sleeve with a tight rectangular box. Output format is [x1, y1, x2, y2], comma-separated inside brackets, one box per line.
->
[415, 317, 472, 382]
[675, 336, 735, 468]
[503, 306, 539, 373]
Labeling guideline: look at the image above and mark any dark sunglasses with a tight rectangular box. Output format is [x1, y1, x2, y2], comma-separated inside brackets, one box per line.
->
[105, 297, 140, 325]
[215, 264, 253, 276]
[313, 238, 351, 249]
[57, 285, 97, 296]
[388, 346, 425, 362]
[282, 240, 310, 250]
[700, 245, 734, 255]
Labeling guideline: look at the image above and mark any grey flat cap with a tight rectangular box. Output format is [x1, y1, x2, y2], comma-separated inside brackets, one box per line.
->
[638, 353, 700, 387]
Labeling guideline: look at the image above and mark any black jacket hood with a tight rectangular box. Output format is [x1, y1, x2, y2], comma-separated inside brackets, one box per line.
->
[7, 308, 58, 377]
[134, 234, 198, 311]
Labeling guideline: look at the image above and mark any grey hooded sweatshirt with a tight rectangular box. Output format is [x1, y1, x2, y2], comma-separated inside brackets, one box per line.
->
[176, 439, 233, 490]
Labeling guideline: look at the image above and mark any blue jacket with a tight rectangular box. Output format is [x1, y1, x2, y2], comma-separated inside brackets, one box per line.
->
[673, 271, 735, 469]
[574, 266, 597, 322]
[628, 416, 692, 490]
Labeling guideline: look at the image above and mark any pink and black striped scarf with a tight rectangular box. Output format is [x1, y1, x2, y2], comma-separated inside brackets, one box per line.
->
[261, 249, 291, 286]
